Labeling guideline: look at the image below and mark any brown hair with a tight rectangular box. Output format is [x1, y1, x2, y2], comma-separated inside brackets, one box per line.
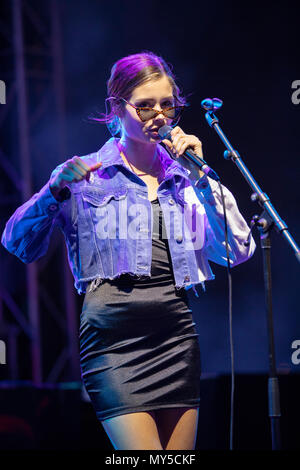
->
[89, 51, 187, 135]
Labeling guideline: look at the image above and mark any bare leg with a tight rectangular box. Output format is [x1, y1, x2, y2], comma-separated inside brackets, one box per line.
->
[154, 406, 199, 450]
[101, 410, 163, 450]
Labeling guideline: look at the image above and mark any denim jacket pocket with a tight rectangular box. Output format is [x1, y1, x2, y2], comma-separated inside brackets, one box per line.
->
[80, 186, 129, 241]
[81, 186, 128, 207]
[77, 186, 129, 279]
[79, 186, 128, 273]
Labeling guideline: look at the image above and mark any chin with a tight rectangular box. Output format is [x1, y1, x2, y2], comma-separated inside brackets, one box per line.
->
[149, 136, 160, 143]
[129, 131, 160, 145]
[147, 132, 161, 142]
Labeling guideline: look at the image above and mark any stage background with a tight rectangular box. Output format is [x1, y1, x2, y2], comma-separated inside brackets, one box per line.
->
[0, 0, 299, 451]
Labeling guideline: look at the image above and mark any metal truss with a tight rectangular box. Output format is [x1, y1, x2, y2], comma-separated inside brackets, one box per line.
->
[0, 0, 80, 385]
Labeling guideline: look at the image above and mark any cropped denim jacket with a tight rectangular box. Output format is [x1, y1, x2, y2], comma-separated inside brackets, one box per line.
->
[1, 137, 256, 296]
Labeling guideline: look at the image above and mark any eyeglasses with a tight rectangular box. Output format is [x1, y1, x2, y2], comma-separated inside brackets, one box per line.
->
[120, 98, 185, 123]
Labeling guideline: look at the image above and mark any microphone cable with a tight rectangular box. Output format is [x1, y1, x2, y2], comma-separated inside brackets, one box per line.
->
[199, 99, 236, 450]
[217, 180, 234, 451]
[195, 170, 235, 449]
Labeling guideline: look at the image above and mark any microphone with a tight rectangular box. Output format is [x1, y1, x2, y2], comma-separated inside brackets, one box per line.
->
[158, 125, 220, 182]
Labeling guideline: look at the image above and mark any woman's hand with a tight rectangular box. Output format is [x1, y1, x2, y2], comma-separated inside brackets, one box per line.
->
[50, 156, 102, 200]
[162, 126, 205, 181]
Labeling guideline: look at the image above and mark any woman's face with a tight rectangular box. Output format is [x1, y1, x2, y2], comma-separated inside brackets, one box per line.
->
[119, 74, 174, 145]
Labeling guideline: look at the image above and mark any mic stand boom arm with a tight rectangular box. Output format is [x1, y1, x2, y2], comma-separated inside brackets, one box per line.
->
[204, 110, 300, 261]
[203, 106, 300, 451]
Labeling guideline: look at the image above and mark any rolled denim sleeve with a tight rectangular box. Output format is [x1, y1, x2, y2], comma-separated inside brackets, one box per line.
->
[1, 180, 65, 264]
[193, 174, 256, 267]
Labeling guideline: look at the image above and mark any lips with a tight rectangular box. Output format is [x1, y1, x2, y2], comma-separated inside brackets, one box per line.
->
[150, 130, 160, 137]
[148, 127, 161, 139]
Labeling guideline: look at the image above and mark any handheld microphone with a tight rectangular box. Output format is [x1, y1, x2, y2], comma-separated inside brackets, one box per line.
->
[158, 125, 220, 182]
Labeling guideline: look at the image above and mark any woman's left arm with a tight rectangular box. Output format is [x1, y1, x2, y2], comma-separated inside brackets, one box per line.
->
[192, 174, 256, 266]
[162, 127, 256, 266]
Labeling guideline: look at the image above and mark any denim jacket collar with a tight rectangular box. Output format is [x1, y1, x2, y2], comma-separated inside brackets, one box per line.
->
[96, 137, 191, 182]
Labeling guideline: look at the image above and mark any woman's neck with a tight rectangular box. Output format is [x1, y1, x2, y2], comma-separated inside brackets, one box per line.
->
[118, 135, 158, 173]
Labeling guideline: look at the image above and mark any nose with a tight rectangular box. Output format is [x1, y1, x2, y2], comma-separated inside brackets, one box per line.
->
[153, 107, 166, 122]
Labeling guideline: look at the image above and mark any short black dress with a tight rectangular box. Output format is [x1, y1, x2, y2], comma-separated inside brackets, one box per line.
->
[79, 197, 201, 421]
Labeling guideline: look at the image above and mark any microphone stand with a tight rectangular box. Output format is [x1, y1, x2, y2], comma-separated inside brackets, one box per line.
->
[202, 101, 300, 451]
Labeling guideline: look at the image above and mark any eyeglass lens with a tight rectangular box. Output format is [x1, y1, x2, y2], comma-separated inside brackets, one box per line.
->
[138, 107, 182, 121]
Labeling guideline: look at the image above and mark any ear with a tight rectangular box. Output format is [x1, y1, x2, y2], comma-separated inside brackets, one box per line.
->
[107, 115, 121, 137]
[113, 98, 125, 119]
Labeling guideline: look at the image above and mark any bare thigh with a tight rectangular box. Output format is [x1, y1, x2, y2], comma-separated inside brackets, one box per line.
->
[101, 411, 163, 450]
[154, 407, 199, 450]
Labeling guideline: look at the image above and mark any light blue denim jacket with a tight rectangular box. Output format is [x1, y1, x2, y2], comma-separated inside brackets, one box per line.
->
[1, 137, 256, 295]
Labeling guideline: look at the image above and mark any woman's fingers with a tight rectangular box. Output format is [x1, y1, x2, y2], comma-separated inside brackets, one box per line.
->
[58, 158, 103, 185]
[61, 166, 82, 181]
[89, 162, 103, 172]
[164, 133, 188, 158]
[170, 130, 203, 158]
[165, 127, 188, 157]
[71, 157, 102, 174]
[72, 156, 91, 172]
[68, 162, 86, 177]
[162, 127, 205, 180]
[162, 139, 173, 150]
[85, 162, 103, 182]
[177, 138, 191, 156]
[170, 126, 182, 137]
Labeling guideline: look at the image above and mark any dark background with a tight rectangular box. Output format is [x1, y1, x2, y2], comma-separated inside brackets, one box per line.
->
[0, 0, 299, 451]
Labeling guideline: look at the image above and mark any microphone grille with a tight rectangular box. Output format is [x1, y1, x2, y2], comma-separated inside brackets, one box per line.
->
[158, 125, 172, 140]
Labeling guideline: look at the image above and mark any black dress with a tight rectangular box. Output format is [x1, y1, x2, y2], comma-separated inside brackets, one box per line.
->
[79, 197, 201, 421]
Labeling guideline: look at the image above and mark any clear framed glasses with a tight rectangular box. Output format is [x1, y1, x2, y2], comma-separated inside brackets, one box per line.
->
[120, 98, 185, 123]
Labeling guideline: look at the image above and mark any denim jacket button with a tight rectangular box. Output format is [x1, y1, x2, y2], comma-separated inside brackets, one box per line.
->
[168, 198, 175, 205]
[48, 203, 58, 212]
[184, 275, 190, 282]
[197, 181, 208, 189]
[176, 235, 183, 243]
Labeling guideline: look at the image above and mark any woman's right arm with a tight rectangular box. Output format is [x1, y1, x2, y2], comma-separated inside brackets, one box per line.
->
[1, 157, 102, 263]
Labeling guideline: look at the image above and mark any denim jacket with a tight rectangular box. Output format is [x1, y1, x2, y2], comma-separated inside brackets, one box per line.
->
[1, 137, 256, 296]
